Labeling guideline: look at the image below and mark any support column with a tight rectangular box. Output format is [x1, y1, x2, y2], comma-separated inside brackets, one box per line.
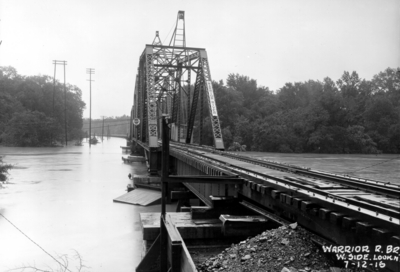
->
[160, 116, 170, 272]
[145, 46, 159, 173]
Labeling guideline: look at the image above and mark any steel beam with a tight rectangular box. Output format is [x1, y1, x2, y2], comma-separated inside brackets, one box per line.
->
[199, 50, 224, 150]
[145, 46, 158, 147]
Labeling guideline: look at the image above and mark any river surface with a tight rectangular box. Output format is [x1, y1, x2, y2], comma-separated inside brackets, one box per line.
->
[0, 140, 399, 272]
[0, 137, 175, 272]
[243, 151, 400, 184]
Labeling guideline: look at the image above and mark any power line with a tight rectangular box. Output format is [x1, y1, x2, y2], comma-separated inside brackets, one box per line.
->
[0, 212, 73, 272]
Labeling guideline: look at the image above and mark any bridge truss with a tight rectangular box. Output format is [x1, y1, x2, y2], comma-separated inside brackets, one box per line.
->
[132, 11, 224, 155]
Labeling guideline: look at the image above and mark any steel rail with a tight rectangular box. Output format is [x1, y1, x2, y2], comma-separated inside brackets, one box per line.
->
[169, 142, 400, 198]
[169, 143, 400, 220]
[220, 151, 400, 198]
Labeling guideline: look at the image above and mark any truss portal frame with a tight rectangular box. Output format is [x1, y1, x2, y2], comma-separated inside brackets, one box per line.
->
[133, 44, 224, 150]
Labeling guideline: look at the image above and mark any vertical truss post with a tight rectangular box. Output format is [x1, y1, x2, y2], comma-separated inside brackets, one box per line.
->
[129, 107, 133, 141]
[187, 68, 191, 142]
[177, 65, 182, 142]
[139, 56, 147, 143]
[145, 46, 158, 147]
[199, 85, 204, 145]
[171, 71, 181, 125]
[145, 46, 159, 174]
[134, 73, 139, 141]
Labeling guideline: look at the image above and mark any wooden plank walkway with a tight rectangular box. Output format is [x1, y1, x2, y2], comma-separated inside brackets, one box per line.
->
[113, 188, 161, 206]
[140, 212, 222, 241]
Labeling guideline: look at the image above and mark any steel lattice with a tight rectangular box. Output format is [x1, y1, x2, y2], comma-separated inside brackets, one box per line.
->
[133, 45, 224, 150]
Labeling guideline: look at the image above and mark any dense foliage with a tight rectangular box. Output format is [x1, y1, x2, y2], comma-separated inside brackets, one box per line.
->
[0, 156, 12, 182]
[0, 66, 86, 146]
[210, 68, 399, 154]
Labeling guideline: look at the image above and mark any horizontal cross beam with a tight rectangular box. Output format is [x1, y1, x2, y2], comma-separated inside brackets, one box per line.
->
[154, 64, 199, 69]
[147, 44, 205, 51]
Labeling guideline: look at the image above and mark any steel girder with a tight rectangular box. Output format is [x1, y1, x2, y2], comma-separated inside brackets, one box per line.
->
[133, 44, 224, 150]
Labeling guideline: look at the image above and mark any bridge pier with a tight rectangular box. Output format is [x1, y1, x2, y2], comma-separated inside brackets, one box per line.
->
[148, 147, 160, 175]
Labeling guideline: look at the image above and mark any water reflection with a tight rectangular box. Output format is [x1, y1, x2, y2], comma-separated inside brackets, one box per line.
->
[0, 138, 173, 272]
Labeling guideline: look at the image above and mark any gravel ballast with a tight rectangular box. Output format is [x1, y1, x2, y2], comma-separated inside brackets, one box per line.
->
[195, 223, 356, 272]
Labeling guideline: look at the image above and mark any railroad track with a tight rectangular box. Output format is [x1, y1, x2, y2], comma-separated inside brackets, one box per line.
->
[220, 151, 400, 199]
[148, 141, 400, 271]
[171, 142, 400, 199]
[170, 142, 400, 225]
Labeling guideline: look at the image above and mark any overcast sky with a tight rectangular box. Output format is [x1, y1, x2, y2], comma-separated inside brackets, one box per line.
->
[0, 0, 399, 119]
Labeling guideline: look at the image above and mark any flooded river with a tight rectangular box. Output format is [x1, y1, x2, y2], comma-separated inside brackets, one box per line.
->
[0, 139, 398, 271]
[0, 137, 175, 272]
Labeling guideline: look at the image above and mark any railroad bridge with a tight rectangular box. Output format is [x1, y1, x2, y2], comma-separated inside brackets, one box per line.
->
[127, 11, 400, 272]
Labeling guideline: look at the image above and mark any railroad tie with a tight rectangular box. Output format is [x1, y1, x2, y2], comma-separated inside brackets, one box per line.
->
[342, 217, 358, 230]
[355, 221, 375, 235]
[292, 197, 305, 210]
[329, 212, 345, 225]
[390, 235, 400, 246]
[271, 190, 281, 200]
[318, 208, 332, 221]
[371, 228, 391, 240]
[285, 195, 293, 205]
[301, 201, 319, 215]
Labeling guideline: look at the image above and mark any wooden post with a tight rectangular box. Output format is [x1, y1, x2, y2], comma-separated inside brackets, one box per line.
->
[160, 115, 169, 272]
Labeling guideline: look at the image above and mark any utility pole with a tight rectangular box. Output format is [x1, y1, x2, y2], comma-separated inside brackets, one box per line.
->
[51, 62, 57, 146]
[52, 63, 57, 116]
[86, 68, 95, 147]
[101, 116, 105, 142]
[53, 60, 67, 146]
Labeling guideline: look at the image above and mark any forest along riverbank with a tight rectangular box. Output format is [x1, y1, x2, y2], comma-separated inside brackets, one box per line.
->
[0, 137, 176, 272]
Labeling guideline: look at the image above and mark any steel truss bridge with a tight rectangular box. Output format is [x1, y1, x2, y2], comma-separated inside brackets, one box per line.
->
[129, 11, 400, 272]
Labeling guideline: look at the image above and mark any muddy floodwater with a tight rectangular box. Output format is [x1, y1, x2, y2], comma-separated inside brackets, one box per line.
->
[0, 137, 175, 272]
[244, 151, 400, 185]
[0, 139, 398, 272]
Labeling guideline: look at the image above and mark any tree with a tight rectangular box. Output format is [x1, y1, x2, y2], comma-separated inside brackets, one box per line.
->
[0, 156, 12, 183]
[0, 66, 86, 146]
[1, 111, 58, 147]
[213, 80, 244, 128]
[363, 96, 399, 152]
[345, 125, 377, 153]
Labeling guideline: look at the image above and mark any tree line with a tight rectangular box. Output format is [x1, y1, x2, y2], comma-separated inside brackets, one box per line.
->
[0, 66, 85, 146]
[1, 65, 399, 153]
[205, 68, 399, 154]
[82, 116, 131, 138]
